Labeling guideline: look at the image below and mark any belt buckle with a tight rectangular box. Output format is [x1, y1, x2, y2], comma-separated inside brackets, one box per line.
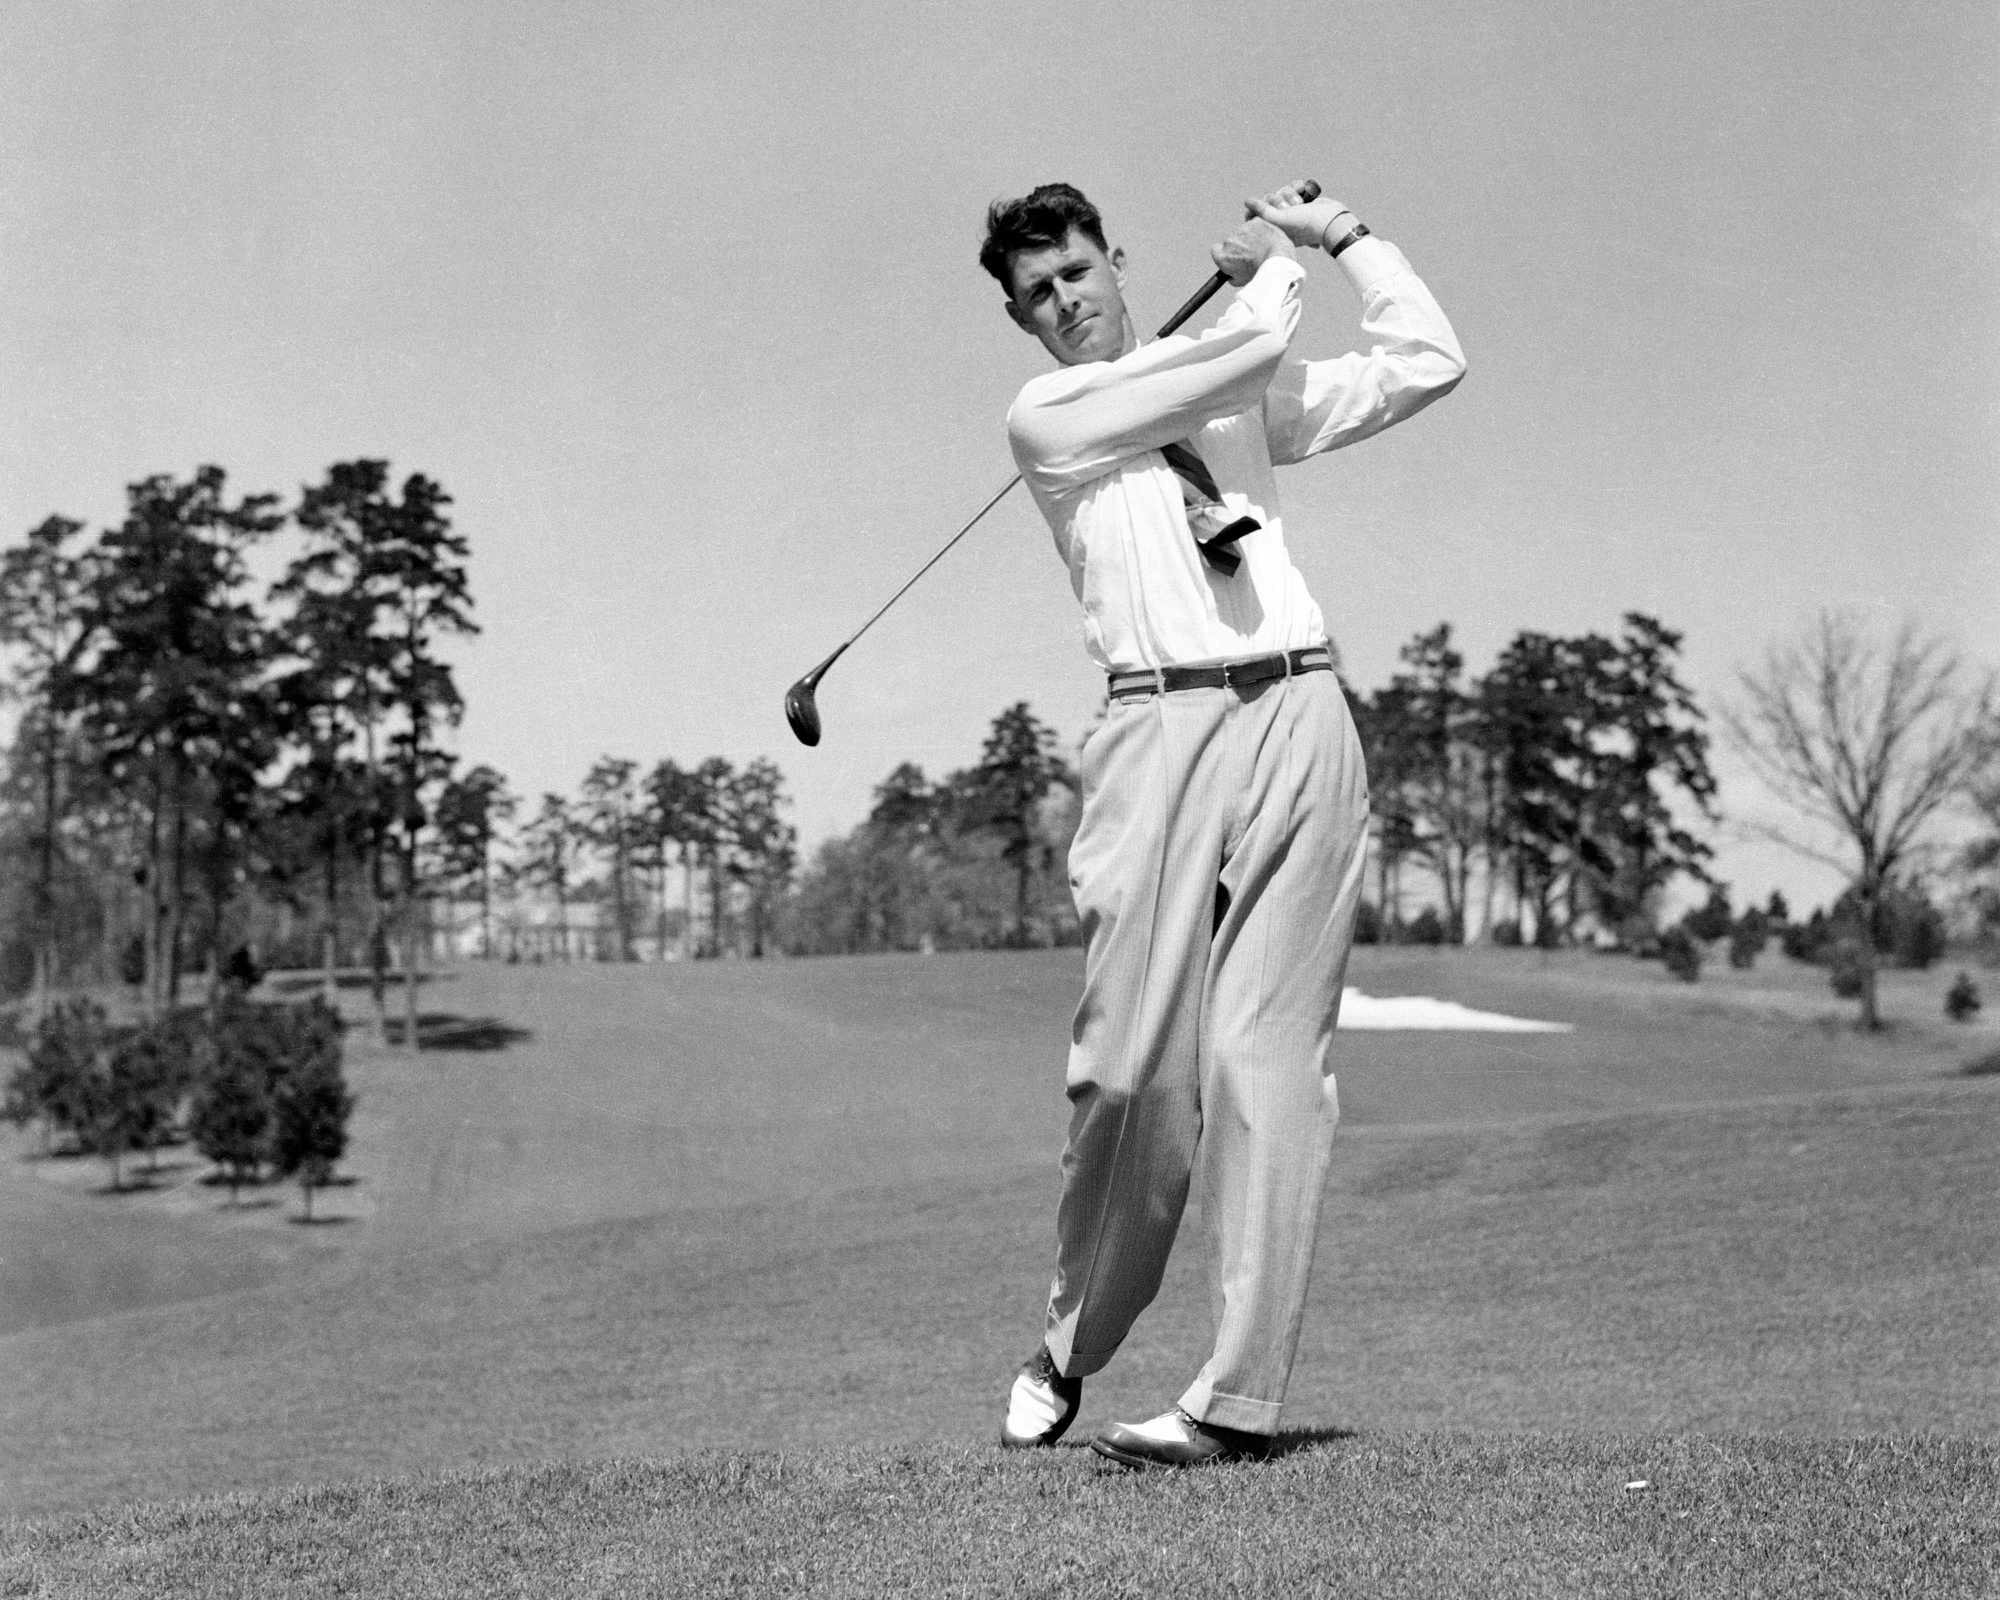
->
[1221, 653, 1277, 690]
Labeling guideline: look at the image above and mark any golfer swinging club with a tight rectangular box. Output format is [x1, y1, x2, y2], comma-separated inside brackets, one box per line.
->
[986, 177, 1465, 1467]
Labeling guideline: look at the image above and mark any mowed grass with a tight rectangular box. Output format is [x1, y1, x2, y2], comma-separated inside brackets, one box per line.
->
[1, 947, 1996, 1591]
[5, 1437, 1996, 1599]
[6, 944, 1985, 1334]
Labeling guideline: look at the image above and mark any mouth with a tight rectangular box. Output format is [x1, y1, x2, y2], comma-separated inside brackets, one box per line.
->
[1061, 313, 1097, 344]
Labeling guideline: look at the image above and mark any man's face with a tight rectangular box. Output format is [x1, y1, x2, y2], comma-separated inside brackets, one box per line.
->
[1004, 229, 1133, 366]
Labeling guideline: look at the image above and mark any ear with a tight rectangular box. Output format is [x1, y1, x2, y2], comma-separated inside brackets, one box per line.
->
[1004, 296, 1033, 334]
[1110, 245, 1126, 288]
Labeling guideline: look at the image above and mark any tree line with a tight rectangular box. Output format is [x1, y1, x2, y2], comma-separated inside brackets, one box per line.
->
[0, 461, 470, 1049]
[781, 617, 1724, 959]
[784, 702, 1081, 956]
[431, 703, 1076, 964]
[778, 609, 1998, 1039]
[430, 752, 798, 964]
[0, 461, 810, 1034]
[2, 461, 1990, 1043]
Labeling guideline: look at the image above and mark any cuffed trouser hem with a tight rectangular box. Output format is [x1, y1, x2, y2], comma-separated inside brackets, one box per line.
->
[1042, 1323, 1121, 1380]
[1177, 1379, 1282, 1436]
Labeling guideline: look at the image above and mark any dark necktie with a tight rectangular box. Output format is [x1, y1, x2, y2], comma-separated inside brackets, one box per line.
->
[1160, 439, 1259, 576]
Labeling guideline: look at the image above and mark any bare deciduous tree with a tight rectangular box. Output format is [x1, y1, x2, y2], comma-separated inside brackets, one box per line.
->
[1725, 610, 1995, 1028]
[1960, 726, 2000, 940]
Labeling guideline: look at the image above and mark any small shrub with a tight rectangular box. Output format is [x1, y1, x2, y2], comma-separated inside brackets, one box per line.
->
[1491, 921, 1522, 949]
[1819, 880, 1950, 970]
[1353, 900, 1382, 946]
[1728, 924, 1763, 970]
[100, 1024, 192, 1179]
[191, 996, 347, 1203]
[1900, 903, 1949, 970]
[1659, 926, 1702, 983]
[9, 998, 110, 1147]
[272, 1057, 356, 1222]
[1611, 912, 1656, 953]
[188, 1040, 271, 1200]
[1945, 972, 1983, 1023]
[1406, 907, 1447, 946]
[220, 945, 264, 994]
[1829, 940, 1868, 1000]
[1683, 887, 1734, 943]
[1782, 913, 1831, 963]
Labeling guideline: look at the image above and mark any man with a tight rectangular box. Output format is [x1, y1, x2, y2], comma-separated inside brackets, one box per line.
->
[984, 179, 1464, 1468]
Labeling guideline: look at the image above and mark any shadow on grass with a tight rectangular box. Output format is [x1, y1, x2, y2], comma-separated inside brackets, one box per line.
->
[1271, 1426, 1362, 1460]
[198, 1170, 268, 1191]
[1962, 1049, 2000, 1076]
[287, 1212, 356, 1228]
[267, 970, 449, 997]
[382, 1012, 534, 1052]
[128, 1157, 200, 1182]
[94, 1174, 170, 1197]
[1046, 1426, 1360, 1466]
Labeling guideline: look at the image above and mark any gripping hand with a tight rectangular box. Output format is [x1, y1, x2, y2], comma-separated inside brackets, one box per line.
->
[1209, 217, 1295, 286]
[1245, 180, 1350, 251]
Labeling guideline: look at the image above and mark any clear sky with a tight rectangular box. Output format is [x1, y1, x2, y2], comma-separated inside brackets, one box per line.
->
[5, 0, 1995, 911]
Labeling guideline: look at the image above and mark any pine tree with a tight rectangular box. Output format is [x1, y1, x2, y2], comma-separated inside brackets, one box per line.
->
[687, 758, 736, 957]
[190, 1002, 277, 1201]
[284, 461, 475, 1047]
[1385, 624, 1481, 942]
[723, 759, 797, 959]
[64, 468, 283, 1015]
[0, 516, 93, 1018]
[434, 765, 514, 959]
[959, 703, 1073, 948]
[519, 793, 579, 959]
[270, 1003, 353, 1223]
[580, 757, 641, 960]
[1591, 613, 1717, 938]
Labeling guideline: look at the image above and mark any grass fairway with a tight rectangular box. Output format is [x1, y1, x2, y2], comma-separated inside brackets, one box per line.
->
[3, 1438, 1994, 1598]
[2, 947, 1996, 1591]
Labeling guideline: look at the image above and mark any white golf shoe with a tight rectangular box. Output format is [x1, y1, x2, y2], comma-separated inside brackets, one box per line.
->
[999, 1345, 1082, 1449]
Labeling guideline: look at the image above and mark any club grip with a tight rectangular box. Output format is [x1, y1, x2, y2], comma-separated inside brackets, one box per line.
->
[1153, 180, 1324, 338]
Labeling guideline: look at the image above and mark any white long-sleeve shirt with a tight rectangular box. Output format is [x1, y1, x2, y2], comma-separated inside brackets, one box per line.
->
[1006, 237, 1465, 674]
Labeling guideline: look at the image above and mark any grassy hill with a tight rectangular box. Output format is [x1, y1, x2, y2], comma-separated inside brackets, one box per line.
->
[5, 1437, 1995, 1598]
[1, 946, 1995, 1590]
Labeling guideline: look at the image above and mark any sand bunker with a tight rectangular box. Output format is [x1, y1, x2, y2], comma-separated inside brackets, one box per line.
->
[1337, 989, 1572, 1032]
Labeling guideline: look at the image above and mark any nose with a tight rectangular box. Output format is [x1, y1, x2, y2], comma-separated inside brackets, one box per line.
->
[1053, 279, 1082, 317]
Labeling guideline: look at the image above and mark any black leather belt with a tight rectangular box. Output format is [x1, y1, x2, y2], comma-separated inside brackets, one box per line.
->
[1107, 644, 1334, 701]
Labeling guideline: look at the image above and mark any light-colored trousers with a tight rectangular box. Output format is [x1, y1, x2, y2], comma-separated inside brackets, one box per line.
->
[1043, 667, 1369, 1434]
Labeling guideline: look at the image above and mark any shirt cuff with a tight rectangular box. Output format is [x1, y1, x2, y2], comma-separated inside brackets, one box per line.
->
[1334, 236, 1412, 298]
[1238, 252, 1307, 312]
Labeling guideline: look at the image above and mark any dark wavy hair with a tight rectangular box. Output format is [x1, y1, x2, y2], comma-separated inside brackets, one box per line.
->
[979, 183, 1109, 292]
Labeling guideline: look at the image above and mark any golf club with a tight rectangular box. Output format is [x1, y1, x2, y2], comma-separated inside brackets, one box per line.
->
[784, 180, 1320, 747]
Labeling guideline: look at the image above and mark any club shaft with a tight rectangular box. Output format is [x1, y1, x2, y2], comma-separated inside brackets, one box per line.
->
[1155, 271, 1230, 339]
[825, 276, 1236, 661]
[828, 472, 1022, 660]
